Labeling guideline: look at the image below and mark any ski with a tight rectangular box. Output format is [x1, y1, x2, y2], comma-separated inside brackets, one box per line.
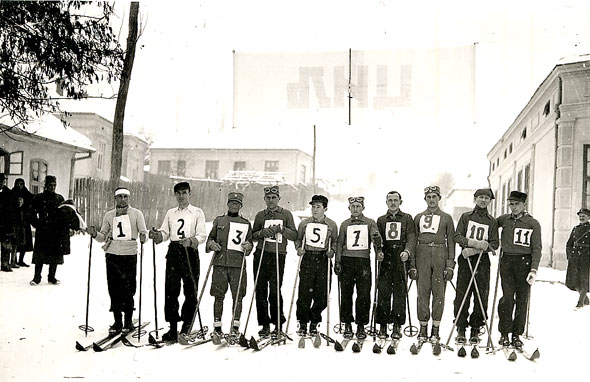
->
[319, 333, 337, 346]
[410, 338, 428, 354]
[386, 339, 399, 355]
[372, 338, 388, 354]
[184, 337, 213, 348]
[76, 319, 139, 352]
[351, 338, 364, 353]
[334, 336, 353, 352]
[93, 321, 150, 352]
[250, 333, 286, 351]
[470, 344, 480, 358]
[312, 333, 322, 348]
[211, 331, 223, 346]
[177, 328, 210, 346]
[516, 347, 540, 361]
[297, 335, 307, 349]
[500, 346, 518, 361]
[431, 339, 442, 356]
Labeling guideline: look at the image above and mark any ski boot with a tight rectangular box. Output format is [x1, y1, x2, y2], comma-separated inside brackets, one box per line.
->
[391, 324, 402, 340]
[511, 334, 523, 350]
[379, 324, 388, 339]
[162, 323, 178, 342]
[297, 321, 308, 336]
[576, 294, 585, 308]
[109, 312, 123, 335]
[48, 278, 60, 285]
[469, 327, 480, 344]
[498, 333, 510, 347]
[258, 324, 271, 338]
[430, 326, 440, 342]
[456, 327, 467, 344]
[122, 313, 134, 334]
[585, 294, 590, 305]
[356, 324, 367, 340]
[343, 323, 354, 338]
[417, 324, 428, 341]
[309, 322, 319, 335]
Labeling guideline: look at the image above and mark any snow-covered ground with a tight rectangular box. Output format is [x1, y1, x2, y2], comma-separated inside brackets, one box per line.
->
[1, 211, 588, 382]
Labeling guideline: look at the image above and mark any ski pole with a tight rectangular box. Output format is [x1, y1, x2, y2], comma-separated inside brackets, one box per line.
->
[284, 237, 304, 340]
[486, 250, 503, 351]
[524, 284, 532, 339]
[240, 239, 266, 346]
[275, 238, 281, 342]
[402, 261, 417, 337]
[152, 234, 159, 339]
[337, 274, 342, 333]
[466, 252, 494, 352]
[326, 238, 332, 346]
[230, 251, 248, 334]
[444, 250, 483, 348]
[136, 242, 144, 342]
[79, 235, 94, 336]
[181, 245, 214, 339]
[370, 257, 381, 341]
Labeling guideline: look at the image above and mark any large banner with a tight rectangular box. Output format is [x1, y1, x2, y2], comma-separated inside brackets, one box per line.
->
[233, 47, 475, 130]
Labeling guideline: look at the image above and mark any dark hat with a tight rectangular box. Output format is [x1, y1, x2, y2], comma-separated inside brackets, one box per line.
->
[507, 190, 527, 202]
[228, 192, 244, 205]
[173, 181, 191, 193]
[424, 185, 441, 197]
[45, 175, 56, 183]
[309, 194, 328, 208]
[474, 188, 495, 200]
[0, 173, 5, 181]
[577, 208, 590, 217]
[263, 185, 280, 196]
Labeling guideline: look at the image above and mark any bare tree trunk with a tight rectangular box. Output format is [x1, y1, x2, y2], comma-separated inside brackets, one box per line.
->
[110, 2, 139, 184]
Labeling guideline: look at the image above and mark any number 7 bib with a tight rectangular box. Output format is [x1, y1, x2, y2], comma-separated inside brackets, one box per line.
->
[347, 225, 368, 250]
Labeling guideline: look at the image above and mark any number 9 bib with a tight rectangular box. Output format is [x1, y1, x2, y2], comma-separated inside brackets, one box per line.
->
[305, 223, 328, 248]
[419, 214, 441, 234]
[227, 222, 249, 252]
[112, 215, 132, 241]
[347, 225, 368, 250]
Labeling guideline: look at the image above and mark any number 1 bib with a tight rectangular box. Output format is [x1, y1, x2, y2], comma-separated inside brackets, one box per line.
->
[305, 223, 328, 248]
[112, 215, 132, 241]
[347, 225, 368, 250]
[227, 222, 249, 252]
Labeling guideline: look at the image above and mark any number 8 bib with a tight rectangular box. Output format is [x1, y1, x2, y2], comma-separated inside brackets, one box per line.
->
[112, 215, 132, 241]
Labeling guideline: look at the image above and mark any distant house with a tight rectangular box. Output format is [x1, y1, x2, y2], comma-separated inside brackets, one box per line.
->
[0, 114, 94, 197]
[58, 112, 148, 182]
[150, 133, 313, 186]
[443, 175, 488, 222]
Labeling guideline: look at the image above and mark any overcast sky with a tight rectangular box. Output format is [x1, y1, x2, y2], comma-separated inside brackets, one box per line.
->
[67, 0, 590, 209]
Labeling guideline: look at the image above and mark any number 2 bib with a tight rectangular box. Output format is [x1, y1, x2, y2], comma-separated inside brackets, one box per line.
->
[347, 225, 368, 250]
[112, 215, 132, 241]
[305, 223, 328, 248]
[227, 222, 249, 252]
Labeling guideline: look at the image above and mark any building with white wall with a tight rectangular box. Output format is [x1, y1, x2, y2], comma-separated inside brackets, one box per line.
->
[487, 55, 590, 269]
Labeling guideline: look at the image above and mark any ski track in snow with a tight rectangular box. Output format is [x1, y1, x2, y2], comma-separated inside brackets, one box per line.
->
[1, 214, 588, 381]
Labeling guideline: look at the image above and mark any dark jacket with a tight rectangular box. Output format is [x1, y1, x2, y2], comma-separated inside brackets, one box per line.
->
[12, 186, 34, 251]
[0, 186, 16, 242]
[31, 190, 65, 263]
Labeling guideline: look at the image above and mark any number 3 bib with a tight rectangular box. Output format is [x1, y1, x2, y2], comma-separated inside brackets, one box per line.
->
[227, 222, 249, 252]
[347, 225, 368, 250]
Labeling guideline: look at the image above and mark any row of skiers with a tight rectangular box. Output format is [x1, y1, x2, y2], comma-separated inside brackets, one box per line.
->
[83, 180, 542, 351]
[0, 174, 84, 282]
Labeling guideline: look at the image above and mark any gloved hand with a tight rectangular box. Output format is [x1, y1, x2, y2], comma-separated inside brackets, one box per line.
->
[326, 249, 335, 259]
[443, 267, 454, 281]
[462, 248, 478, 258]
[334, 262, 342, 275]
[180, 237, 193, 248]
[408, 268, 418, 280]
[208, 241, 222, 252]
[297, 246, 305, 256]
[241, 241, 253, 255]
[139, 232, 147, 244]
[69, 229, 75, 237]
[372, 233, 382, 248]
[400, 250, 409, 262]
[261, 227, 275, 238]
[269, 224, 282, 235]
[149, 228, 163, 244]
[376, 251, 384, 261]
[468, 239, 488, 250]
[526, 270, 537, 285]
[86, 226, 97, 238]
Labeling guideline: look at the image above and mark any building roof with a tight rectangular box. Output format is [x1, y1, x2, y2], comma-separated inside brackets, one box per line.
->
[1, 113, 95, 152]
[151, 130, 313, 156]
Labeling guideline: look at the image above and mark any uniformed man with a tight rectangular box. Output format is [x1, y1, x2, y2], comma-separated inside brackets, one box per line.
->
[149, 182, 207, 342]
[452, 188, 499, 344]
[496, 190, 541, 349]
[206, 192, 253, 336]
[88, 187, 148, 334]
[565, 208, 590, 308]
[409, 185, 455, 342]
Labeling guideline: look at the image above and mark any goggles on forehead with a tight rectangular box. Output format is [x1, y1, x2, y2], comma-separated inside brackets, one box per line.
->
[424, 186, 440, 194]
[348, 196, 365, 204]
[264, 186, 279, 195]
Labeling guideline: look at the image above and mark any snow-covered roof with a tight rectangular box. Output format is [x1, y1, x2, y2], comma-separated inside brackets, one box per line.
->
[1, 113, 95, 152]
[151, 130, 313, 156]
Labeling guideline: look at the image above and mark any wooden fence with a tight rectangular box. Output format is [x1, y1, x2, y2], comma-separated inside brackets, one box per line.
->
[72, 175, 323, 228]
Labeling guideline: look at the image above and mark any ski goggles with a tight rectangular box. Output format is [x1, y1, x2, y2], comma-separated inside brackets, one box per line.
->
[424, 186, 441, 195]
[264, 186, 280, 195]
[348, 196, 365, 206]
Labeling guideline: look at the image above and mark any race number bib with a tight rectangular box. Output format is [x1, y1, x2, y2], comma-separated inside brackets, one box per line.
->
[227, 222, 249, 252]
[305, 223, 328, 248]
[170, 217, 189, 241]
[466, 221, 489, 241]
[419, 215, 441, 234]
[264, 219, 283, 243]
[385, 222, 402, 241]
[112, 215, 132, 241]
[513, 228, 533, 247]
[347, 225, 368, 250]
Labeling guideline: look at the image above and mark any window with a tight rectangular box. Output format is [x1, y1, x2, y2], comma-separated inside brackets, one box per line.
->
[30, 159, 48, 194]
[509, 143, 513, 154]
[517, 169, 523, 191]
[543, 100, 551, 116]
[0, 149, 8, 174]
[493, 189, 499, 215]
[496, 158, 499, 167]
[97, 142, 106, 171]
[300, 164, 306, 184]
[502, 182, 507, 214]
[521, 127, 527, 141]
[524, 164, 531, 210]
[177, 160, 186, 177]
[233, 161, 246, 171]
[157, 160, 171, 176]
[265, 160, 279, 172]
[205, 160, 219, 179]
[583, 146, 590, 208]
[504, 149, 507, 159]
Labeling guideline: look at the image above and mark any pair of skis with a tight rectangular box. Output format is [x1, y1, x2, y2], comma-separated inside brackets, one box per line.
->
[373, 337, 400, 354]
[499, 344, 540, 361]
[410, 337, 442, 356]
[298, 332, 322, 348]
[75, 319, 140, 352]
[79, 321, 150, 352]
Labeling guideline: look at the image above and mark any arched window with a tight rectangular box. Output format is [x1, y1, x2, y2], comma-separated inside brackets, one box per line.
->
[30, 159, 48, 194]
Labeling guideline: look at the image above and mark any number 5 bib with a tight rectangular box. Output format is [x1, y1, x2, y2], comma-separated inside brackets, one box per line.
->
[227, 222, 249, 252]
[305, 223, 328, 248]
[112, 215, 132, 241]
[347, 225, 368, 250]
